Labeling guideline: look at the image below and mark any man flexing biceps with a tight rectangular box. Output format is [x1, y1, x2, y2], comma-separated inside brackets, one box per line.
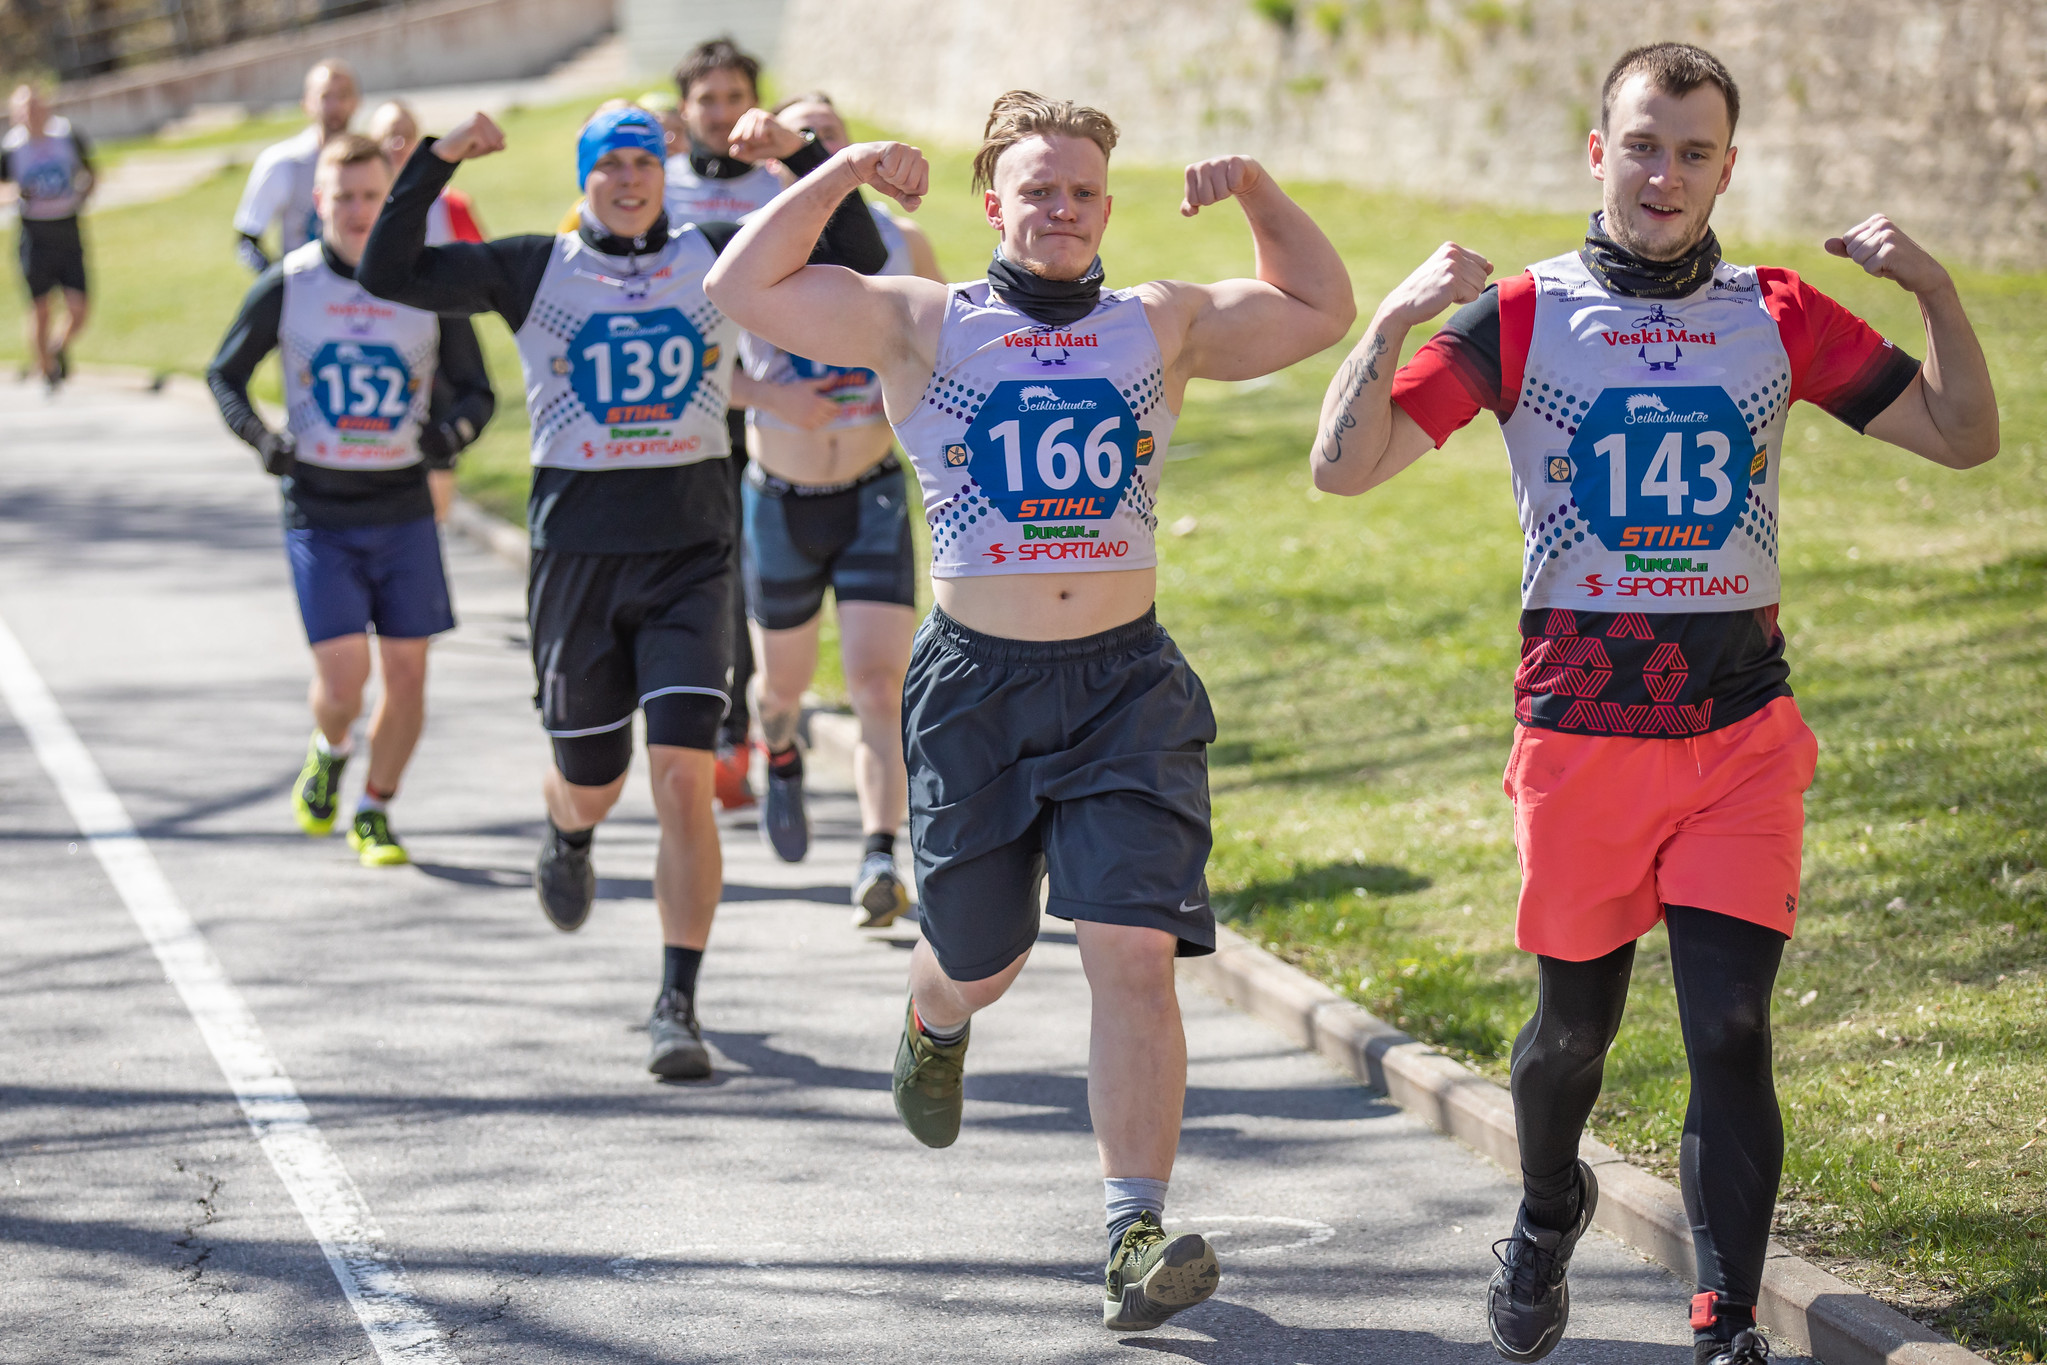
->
[708, 91, 1354, 1329]
[1314, 43, 1996, 1365]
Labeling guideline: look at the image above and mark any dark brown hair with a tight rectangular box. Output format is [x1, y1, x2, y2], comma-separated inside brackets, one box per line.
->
[1600, 43, 1741, 140]
[971, 90, 1119, 193]
[673, 37, 760, 102]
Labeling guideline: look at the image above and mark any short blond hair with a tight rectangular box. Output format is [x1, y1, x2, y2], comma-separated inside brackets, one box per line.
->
[367, 100, 418, 145]
[971, 90, 1118, 194]
[316, 132, 389, 177]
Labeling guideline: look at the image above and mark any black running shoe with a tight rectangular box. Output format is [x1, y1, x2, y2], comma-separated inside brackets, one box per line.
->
[1699, 1329, 1772, 1365]
[1487, 1159, 1599, 1362]
[647, 989, 712, 1079]
[535, 822, 595, 932]
[760, 750, 808, 862]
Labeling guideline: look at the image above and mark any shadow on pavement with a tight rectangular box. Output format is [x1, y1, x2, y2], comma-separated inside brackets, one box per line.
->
[409, 861, 853, 906]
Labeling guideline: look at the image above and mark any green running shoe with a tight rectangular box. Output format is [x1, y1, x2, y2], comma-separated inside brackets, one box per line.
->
[891, 997, 967, 1148]
[1103, 1211, 1220, 1332]
[292, 734, 347, 836]
[346, 808, 409, 867]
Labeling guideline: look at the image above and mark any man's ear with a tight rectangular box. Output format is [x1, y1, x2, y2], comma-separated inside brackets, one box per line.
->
[1588, 128, 1607, 182]
[1716, 144, 1738, 196]
[983, 189, 1003, 231]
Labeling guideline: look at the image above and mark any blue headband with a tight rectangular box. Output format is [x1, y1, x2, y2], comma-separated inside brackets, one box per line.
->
[576, 109, 667, 190]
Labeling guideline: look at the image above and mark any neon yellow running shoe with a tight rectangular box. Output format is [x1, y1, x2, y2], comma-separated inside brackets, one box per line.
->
[291, 733, 348, 836]
[346, 809, 409, 867]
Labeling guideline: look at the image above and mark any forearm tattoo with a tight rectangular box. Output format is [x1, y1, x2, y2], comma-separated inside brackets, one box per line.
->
[1319, 332, 1386, 463]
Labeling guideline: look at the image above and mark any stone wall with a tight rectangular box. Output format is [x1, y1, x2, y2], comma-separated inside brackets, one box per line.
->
[54, 0, 616, 140]
[775, 0, 2047, 268]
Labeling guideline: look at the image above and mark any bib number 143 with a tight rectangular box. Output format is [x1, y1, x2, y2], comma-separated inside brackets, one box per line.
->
[1590, 430, 1734, 516]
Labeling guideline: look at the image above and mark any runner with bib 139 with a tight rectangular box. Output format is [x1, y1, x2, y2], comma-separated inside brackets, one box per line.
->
[357, 105, 886, 1080]
[707, 91, 1355, 1331]
[1311, 43, 1998, 1365]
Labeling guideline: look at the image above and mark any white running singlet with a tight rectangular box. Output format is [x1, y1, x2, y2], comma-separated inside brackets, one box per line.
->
[234, 126, 323, 255]
[278, 242, 440, 470]
[1509, 251, 1789, 612]
[662, 154, 781, 227]
[2, 118, 88, 220]
[891, 282, 1174, 579]
[740, 206, 909, 435]
[513, 227, 735, 471]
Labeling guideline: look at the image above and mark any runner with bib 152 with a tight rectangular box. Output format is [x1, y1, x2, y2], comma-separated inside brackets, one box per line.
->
[1310, 42, 1998, 1365]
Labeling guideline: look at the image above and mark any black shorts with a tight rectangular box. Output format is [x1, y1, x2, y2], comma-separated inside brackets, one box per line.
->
[741, 454, 916, 631]
[528, 544, 734, 779]
[17, 217, 86, 299]
[903, 605, 1218, 982]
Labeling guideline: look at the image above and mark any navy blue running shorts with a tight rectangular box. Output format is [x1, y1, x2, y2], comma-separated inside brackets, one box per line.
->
[903, 605, 1218, 982]
[285, 515, 454, 645]
[741, 454, 916, 631]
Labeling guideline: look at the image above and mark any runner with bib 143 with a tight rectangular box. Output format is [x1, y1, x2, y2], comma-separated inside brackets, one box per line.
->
[1311, 42, 1998, 1365]
[706, 91, 1354, 1333]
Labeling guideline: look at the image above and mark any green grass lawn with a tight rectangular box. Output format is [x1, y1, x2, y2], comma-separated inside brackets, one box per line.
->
[3, 97, 2041, 1362]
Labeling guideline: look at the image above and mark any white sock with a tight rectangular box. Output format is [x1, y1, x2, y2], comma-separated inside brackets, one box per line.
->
[316, 731, 354, 759]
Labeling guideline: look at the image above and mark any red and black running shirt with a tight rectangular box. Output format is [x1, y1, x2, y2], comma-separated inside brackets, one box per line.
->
[1391, 265, 1920, 737]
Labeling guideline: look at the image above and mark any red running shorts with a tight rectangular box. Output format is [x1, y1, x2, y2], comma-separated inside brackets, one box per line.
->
[1502, 695, 1819, 961]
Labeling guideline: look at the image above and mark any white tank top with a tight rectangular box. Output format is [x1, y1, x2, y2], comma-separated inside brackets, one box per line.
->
[2, 119, 87, 220]
[739, 206, 911, 435]
[891, 281, 1174, 579]
[662, 154, 782, 226]
[512, 227, 735, 471]
[1509, 251, 1788, 612]
[278, 242, 440, 470]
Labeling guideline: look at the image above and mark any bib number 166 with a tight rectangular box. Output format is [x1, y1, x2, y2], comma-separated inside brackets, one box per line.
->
[986, 415, 1125, 492]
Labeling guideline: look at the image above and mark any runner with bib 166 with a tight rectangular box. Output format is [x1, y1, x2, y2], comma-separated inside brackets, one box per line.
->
[707, 90, 1354, 1333]
[1311, 42, 1997, 1365]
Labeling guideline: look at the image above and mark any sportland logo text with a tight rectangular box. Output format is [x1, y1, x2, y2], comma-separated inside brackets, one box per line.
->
[1017, 385, 1099, 413]
[1624, 393, 1710, 425]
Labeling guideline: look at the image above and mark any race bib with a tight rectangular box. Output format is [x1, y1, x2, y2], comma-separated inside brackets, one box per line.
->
[1564, 385, 1757, 554]
[961, 378, 1153, 525]
[570, 309, 714, 427]
[309, 341, 417, 434]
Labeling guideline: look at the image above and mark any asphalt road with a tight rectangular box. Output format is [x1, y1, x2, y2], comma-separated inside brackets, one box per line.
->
[0, 373, 1751, 1363]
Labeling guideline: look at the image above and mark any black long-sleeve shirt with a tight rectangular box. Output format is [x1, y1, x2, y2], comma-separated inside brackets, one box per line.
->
[357, 135, 884, 554]
[207, 240, 495, 530]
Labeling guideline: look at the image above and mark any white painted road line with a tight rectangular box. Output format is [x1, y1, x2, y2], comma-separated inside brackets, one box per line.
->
[0, 613, 459, 1365]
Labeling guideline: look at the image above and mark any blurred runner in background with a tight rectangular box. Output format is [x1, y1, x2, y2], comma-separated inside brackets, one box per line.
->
[234, 58, 360, 272]
[2, 83, 95, 392]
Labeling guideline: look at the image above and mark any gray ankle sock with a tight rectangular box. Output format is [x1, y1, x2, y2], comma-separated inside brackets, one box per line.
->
[1105, 1176, 1169, 1256]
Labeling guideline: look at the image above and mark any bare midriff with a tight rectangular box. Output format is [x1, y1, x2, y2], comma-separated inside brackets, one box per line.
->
[748, 420, 896, 487]
[935, 567, 1157, 642]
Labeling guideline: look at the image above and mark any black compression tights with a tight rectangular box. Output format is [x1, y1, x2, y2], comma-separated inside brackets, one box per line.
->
[1509, 904, 1787, 1311]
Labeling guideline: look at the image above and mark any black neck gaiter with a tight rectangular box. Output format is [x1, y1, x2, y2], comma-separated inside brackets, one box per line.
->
[688, 142, 754, 181]
[987, 249, 1105, 327]
[1580, 211, 1721, 300]
[578, 204, 671, 260]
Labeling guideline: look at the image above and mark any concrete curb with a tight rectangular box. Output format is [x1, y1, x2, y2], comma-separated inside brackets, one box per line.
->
[1177, 924, 1987, 1365]
[440, 488, 1984, 1365]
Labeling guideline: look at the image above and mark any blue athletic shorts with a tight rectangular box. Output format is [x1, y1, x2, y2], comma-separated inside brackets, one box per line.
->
[285, 516, 455, 644]
[741, 454, 916, 630]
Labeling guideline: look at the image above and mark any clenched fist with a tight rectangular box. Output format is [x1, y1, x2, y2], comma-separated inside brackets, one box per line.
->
[1825, 215, 1952, 296]
[1180, 156, 1265, 217]
[1383, 242, 1494, 329]
[431, 111, 507, 163]
[727, 107, 808, 165]
[843, 141, 929, 212]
